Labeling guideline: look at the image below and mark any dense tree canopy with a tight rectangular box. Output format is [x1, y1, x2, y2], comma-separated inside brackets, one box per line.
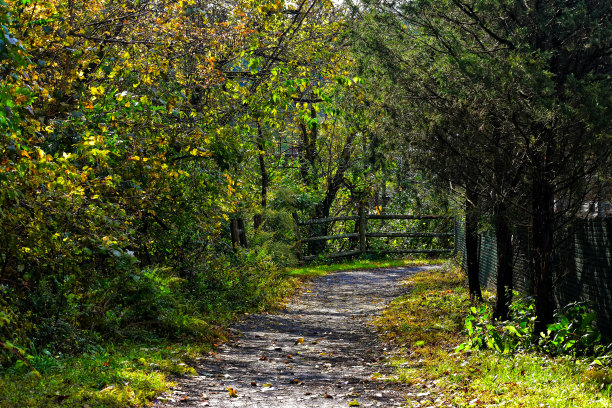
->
[350, 0, 612, 327]
[0, 0, 390, 363]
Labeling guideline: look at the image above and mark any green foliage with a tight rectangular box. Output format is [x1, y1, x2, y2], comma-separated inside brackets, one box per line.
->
[248, 209, 297, 267]
[0, 0, 355, 369]
[458, 301, 534, 354]
[0, 253, 296, 406]
[543, 302, 605, 357]
[352, 0, 612, 330]
[374, 265, 612, 407]
[0, 341, 206, 408]
[458, 294, 607, 357]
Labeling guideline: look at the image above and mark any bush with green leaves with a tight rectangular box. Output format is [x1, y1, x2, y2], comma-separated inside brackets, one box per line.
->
[457, 303, 533, 354]
[541, 302, 602, 356]
[458, 293, 607, 357]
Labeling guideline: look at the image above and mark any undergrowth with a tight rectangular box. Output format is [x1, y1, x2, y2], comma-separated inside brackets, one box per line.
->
[374, 262, 612, 407]
[0, 252, 297, 408]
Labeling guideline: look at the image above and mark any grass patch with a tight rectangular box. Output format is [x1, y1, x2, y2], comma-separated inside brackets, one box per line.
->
[0, 340, 213, 408]
[287, 256, 448, 278]
[374, 262, 612, 407]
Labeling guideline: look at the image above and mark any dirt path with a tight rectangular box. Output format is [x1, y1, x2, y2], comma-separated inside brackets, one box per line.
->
[154, 265, 438, 407]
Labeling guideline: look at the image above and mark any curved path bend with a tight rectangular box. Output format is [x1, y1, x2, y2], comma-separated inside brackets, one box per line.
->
[154, 265, 438, 408]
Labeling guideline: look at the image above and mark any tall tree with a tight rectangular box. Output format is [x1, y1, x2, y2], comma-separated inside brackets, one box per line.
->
[351, 0, 612, 328]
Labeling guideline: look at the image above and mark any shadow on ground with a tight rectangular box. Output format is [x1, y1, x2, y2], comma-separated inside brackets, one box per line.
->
[154, 266, 439, 407]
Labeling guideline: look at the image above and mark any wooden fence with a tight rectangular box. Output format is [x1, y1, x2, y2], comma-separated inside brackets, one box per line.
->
[294, 210, 455, 262]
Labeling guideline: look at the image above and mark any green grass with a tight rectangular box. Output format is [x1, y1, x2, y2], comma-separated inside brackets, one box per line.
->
[0, 340, 214, 408]
[374, 263, 612, 407]
[286, 256, 448, 278]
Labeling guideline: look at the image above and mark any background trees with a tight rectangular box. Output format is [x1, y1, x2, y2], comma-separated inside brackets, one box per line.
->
[350, 0, 612, 327]
[1, 0, 380, 362]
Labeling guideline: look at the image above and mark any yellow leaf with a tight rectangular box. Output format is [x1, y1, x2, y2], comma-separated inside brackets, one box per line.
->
[227, 387, 237, 398]
[90, 85, 105, 96]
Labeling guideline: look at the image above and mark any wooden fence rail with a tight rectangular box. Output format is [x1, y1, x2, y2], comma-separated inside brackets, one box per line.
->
[294, 211, 455, 262]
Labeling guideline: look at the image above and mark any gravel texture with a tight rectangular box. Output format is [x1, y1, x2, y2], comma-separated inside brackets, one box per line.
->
[153, 265, 438, 407]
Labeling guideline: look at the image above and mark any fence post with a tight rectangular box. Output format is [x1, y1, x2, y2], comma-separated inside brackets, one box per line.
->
[359, 205, 367, 254]
[292, 212, 304, 262]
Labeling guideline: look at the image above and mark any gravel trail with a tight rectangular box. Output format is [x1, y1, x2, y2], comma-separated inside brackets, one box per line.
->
[154, 265, 438, 408]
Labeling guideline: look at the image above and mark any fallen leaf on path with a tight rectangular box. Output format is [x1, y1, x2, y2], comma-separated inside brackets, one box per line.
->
[348, 399, 361, 406]
[295, 337, 304, 345]
[251, 381, 257, 386]
[323, 393, 334, 399]
[227, 387, 237, 398]
[259, 356, 267, 361]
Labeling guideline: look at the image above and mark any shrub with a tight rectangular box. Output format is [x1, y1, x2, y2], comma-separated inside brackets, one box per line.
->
[458, 293, 607, 358]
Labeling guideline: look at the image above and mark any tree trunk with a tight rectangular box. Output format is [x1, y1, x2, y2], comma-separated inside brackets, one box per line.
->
[358, 204, 367, 254]
[532, 174, 556, 334]
[298, 107, 318, 186]
[254, 121, 268, 230]
[292, 212, 304, 262]
[465, 188, 483, 301]
[230, 219, 240, 251]
[237, 218, 248, 248]
[493, 202, 513, 321]
[308, 131, 356, 255]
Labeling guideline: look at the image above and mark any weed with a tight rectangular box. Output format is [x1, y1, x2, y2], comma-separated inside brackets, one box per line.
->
[458, 293, 606, 357]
